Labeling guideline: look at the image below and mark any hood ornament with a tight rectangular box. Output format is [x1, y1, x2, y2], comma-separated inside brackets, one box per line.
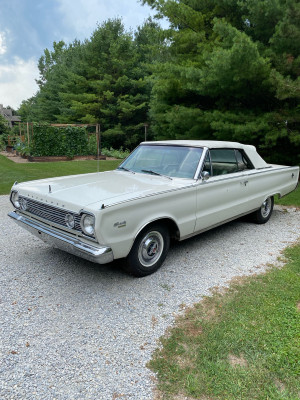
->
[49, 185, 52, 193]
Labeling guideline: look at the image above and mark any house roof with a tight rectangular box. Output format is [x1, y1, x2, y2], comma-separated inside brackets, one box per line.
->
[0, 104, 21, 124]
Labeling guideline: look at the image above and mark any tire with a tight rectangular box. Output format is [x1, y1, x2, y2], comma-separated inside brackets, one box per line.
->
[124, 224, 170, 277]
[250, 196, 274, 224]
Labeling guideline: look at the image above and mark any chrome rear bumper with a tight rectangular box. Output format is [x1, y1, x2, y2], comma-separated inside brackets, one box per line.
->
[8, 211, 114, 265]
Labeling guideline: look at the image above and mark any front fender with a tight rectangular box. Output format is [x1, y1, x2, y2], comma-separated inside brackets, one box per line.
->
[97, 186, 197, 259]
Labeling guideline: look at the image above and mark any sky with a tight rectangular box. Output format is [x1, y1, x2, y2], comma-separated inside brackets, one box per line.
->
[0, 0, 162, 110]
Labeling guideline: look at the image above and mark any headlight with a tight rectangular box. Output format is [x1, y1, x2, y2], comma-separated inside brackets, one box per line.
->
[80, 213, 95, 236]
[65, 213, 75, 229]
[11, 191, 20, 209]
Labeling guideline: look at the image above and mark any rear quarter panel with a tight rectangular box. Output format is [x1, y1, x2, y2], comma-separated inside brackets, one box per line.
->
[244, 165, 299, 210]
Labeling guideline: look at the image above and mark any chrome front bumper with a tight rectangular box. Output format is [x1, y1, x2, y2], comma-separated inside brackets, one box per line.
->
[8, 211, 114, 265]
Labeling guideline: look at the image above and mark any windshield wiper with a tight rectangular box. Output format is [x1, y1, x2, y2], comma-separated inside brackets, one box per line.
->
[141, 169, 172, 180]
[117, 166, 135, 174]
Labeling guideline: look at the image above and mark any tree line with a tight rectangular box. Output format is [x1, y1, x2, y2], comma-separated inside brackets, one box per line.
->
[18, 0, 300, 163]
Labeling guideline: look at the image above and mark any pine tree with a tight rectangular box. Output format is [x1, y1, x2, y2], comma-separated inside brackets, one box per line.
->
[142, 0, 300, 163]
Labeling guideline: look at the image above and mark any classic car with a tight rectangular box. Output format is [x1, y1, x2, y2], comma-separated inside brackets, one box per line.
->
[9, 140, 299, 276]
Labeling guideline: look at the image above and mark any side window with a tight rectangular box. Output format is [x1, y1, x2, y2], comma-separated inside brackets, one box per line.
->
[210, 149, 238, 176]
[235, 149, 254, 171]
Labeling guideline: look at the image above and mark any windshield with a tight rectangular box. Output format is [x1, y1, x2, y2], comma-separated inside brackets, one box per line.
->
[118, 145, 203, 179]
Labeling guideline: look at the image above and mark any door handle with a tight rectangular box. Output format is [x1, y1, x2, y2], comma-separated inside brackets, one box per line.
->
[241, 180, 248, 186]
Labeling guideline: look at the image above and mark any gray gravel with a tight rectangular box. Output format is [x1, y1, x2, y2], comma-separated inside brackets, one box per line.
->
[1, 194, 299, 400]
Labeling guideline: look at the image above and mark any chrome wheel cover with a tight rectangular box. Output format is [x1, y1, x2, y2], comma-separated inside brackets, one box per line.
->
[261, 197, 272, 218]
[138, 231, 164, 267]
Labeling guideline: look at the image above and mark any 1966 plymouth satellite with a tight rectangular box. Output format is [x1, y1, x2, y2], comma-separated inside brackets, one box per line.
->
[8, 140, 299, 276]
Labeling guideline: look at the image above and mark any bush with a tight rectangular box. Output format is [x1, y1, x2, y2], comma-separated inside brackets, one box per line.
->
[0, 133, 9, 151]
[0, 115, 9, 136]
[30, 124, 89, 157]
[101, 147, 130, 159]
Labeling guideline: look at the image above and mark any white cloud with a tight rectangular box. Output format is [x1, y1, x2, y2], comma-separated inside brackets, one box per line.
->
[0, 57, 39, 109]
[56, 0, 156, 40]
[0, 31, 7, 55]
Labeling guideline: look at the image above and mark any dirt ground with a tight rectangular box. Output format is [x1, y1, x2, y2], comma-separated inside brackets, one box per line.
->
[0, 151, 29, 163]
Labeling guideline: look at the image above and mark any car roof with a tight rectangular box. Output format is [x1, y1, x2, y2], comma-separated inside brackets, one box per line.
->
[142, 140, 250, 149]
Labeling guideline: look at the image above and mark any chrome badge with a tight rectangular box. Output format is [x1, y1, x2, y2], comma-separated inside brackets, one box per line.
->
[114, 221, 126, 228]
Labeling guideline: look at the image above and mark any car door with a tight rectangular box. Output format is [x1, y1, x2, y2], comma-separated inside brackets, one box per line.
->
[194, 148, 254, 233]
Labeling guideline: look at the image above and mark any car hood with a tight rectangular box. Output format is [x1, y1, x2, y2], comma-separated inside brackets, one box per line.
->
[16, 170, 192, 211]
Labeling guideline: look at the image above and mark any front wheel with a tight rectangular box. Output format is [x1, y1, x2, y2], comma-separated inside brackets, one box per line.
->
[250, 196, 274, 224]
[124, 224, 170, 277]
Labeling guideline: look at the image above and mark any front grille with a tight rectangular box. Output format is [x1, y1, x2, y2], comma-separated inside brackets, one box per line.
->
[19, 196, 81, 232]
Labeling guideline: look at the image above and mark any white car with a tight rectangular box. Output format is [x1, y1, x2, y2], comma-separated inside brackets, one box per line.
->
[9, 140, 299, 276]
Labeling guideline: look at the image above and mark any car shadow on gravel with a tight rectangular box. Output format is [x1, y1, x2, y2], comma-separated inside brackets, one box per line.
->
[46, 247, 130, 278]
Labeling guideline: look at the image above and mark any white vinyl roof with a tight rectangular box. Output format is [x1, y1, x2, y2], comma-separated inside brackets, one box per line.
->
[142, 140, 269, 169]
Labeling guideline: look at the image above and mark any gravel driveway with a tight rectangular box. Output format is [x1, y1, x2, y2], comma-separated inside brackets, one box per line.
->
[1, 194, 299, 400]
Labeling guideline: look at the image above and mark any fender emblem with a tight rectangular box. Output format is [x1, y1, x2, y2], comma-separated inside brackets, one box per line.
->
[114, 221, 126, 228]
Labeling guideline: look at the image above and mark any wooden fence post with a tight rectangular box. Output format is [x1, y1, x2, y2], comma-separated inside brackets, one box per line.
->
[27, 122, 30, 146]
[96, 124, 101, 159]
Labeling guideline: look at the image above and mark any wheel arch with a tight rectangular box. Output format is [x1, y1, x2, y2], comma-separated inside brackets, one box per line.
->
[133, 217, 180, 246]
[272, 191, 282, 200]
[254, 194, 276, 210]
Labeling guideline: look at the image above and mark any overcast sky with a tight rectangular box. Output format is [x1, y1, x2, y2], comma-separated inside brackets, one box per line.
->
[0, 0, 161, 110]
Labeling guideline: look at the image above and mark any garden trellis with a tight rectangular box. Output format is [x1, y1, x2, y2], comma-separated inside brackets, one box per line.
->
[13, 123, 102, 159]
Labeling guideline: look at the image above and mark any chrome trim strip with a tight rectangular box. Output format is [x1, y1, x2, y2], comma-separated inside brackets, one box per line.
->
[104, 182, 197, 208]
[134, 216, 180, 243]
[194, 147, 208, 180]
[8, 211, 113, 265]
[194, 165, 299, 185]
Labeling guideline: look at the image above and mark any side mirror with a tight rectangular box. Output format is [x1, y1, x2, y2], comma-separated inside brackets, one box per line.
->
[202, 171, 210, 181]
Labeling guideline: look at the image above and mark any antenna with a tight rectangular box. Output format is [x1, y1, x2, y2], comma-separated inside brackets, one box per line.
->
[97, 123, 100, 173]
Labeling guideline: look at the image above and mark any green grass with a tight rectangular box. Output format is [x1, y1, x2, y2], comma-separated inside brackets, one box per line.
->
[0, 155, 121, 195]
[276, 185, 300, 208]
[149, 244, 300, 400]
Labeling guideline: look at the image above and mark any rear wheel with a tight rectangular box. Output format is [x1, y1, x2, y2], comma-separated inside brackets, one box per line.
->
[250, 196, 274, 224]
[124, 224, 170, 277]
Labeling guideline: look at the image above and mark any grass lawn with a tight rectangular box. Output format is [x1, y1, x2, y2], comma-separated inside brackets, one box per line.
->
[276, 185, 300, 208]
[0, 155, 121, 195]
